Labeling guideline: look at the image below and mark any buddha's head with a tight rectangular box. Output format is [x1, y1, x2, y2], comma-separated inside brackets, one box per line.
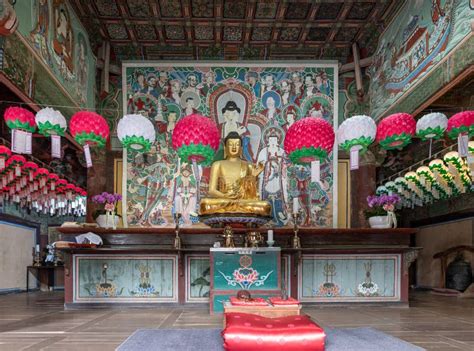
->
[224, 131, 242, 159]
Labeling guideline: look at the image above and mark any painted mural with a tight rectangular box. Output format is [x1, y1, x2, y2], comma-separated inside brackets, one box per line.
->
[369, 0, 473, 119]
[299, 255, 400, 302]
[123, 63, 338, 228]
[74, 255, 177, 302]
[12, 0, 96, 108]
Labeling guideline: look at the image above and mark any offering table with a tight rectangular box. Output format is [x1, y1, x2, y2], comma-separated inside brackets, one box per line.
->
[56, 227, 419, 309]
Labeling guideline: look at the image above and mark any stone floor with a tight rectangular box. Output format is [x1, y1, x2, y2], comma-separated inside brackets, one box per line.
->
[0, 291, 472, 350]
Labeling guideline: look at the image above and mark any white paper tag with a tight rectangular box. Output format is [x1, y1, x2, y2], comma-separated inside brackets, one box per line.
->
[350, 148, 359, 170]
[0, 158, 4, 170]
[84, 144, 92, 168]
[467, 153, 474, 165]
[51, 135, 61, 158]
[458, 134, 469, 157]
[25, 132, 32, 155]
[311, 160, 320, 183]
[12, 129, 27, 154]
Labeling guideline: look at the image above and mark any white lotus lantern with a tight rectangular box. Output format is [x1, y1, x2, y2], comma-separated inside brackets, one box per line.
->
[35, 107, 67, 158]
[117, 114, 156, 152]
[337, 115, 376, 170]
[416, 112, 447, 157]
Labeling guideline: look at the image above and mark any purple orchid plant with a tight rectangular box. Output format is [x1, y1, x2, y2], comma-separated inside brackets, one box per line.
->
[91, 192, 122, 219]
[365, 194, 401, 219]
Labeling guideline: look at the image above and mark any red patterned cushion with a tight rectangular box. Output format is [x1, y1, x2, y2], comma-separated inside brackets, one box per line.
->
[269, 297, 300, 305]
[229, 297, 269, 306]
[222, 312, 325, 351]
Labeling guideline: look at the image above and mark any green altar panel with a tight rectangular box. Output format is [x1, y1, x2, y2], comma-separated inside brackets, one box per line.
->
[211, 248, 280, 291]
[186, 255, 210, 302]
[74, 255, 177, 303]
[299, 254, 401, 302]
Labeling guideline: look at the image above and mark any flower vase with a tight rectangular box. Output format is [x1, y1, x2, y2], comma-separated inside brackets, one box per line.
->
[368, 212, 397, 229]
[96, 214, 120, 229]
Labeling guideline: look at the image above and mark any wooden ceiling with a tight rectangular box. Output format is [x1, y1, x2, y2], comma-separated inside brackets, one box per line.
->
[70, 0, 400, 63]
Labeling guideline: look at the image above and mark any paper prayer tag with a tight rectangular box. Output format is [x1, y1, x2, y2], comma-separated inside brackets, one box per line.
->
[350, 147, 359, 170]
[311, 160, 320, 183]
[25, 132, 32, 155]
[458, 134, 469, 157]
[51, 135, 61, 158]
[83, 144, 92, 168]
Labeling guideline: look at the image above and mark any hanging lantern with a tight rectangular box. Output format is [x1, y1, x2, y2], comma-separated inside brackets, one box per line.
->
[337, 115, 376, 170]
[375, 185, 389, 195]
[34, 168, 50, 188]
[405, 172, 429, 204]
[429, 159, 459, 196]
[447, 111, 474, 157]
[6, 155, 26, 178]
[416, 112, 448, 158]
[284, 117, 335, 164]
[376, 113, 416, 150]
[36, 107, 67, 158]
[117, 114, 156, 153]
[0, 145, 11, 171]
[4, 107, 36, 154]
[394, 177, 413, 207]
[47, 173, 59, 191]
[443, 151, 471, 191]
[171, 114, 220, 166]
[23, 161, 38, 182]
[70, 111, 110, 168]
[65, 183, 76, 200]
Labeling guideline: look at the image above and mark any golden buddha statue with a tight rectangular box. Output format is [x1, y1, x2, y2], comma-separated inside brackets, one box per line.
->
[200, 132, 271, 217]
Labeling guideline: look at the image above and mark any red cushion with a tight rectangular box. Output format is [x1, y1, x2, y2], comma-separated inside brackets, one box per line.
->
[229, 297, 269, 306]
[269, 297, 300, 305]
[222, 313, 325, 351]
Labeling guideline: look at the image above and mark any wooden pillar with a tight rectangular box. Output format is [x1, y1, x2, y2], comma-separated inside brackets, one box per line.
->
[350, 151, 376, 228]
[86, 148, 108, 223]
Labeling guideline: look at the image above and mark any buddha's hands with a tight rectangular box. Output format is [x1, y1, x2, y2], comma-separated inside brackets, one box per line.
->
[252, 162, 265, 177]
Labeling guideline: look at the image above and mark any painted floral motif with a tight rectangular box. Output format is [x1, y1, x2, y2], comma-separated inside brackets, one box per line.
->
[219, 267, 273, 290]
[307, 28, 330, 42]
[127, 0, 151, 17]
[356, 262, 380, 297]
[224, 0, 246, 19]
[252, 27, 272, 41]
[192, 0, 214, 18]
[135, 25, 157, 40]
[159, 0, 182, 17]
[315, 3, 342, 20]
[165, 25, 185, 40]
[255, 0, 278, 19]
[107, 23, 128, 40]
[194, 26, 214, 40]
[130, 264, 160, 297]
[95, 0, 120, 16]
[223, 26, 242, 41]
[315, 283, 341, 297]
[285, 2, 310, 19]
[279, 27, 301, 41]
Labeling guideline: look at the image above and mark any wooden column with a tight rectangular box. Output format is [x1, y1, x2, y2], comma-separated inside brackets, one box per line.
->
[350, 151, 376, 228]
[86, 148, 108, 223]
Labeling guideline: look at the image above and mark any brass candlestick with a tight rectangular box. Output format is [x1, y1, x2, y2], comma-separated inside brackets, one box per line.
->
[220, 226, 235, 248]
[292, 211, 301, 249]
[32, 247, 41, 267]
[173, 213, 182, 249]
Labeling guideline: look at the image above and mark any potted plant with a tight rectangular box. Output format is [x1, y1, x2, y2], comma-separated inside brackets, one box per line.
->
[92, 192, 122, 229]
[365, 194, 400, 228]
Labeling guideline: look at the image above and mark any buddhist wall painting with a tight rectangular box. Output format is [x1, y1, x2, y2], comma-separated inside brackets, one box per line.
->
[122, 63, 338, 228]
[368, 0, 473, 119]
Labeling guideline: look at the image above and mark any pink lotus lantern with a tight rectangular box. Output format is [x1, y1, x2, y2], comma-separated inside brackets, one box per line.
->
[447, 111, 474, 157]
[6, 155, 26, 178]
[0, 145, 11, 171]
[47, 173, 59, 191]
[70, 111, 110, 168]
[34, 168, 49, 188]
[4, 107, 36, 154]
[171, 114, 220, 166]
[65, 183, 76, 200]
[284, 117, 335, 164]
[376, 113, 416, 150]
[23, 161, 38, 182]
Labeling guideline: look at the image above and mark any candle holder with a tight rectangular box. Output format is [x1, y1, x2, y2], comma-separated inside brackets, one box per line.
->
[220, 226, 235, 248]
[173, 213, 182, 250]
[32, 247, 41, 267]
[292, 211, 302, 249]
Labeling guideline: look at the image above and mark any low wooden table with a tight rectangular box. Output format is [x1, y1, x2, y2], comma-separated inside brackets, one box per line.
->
[223, 301, 301, 327]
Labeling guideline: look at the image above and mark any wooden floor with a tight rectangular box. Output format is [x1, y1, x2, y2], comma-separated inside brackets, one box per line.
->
[0, 291, 472, 350]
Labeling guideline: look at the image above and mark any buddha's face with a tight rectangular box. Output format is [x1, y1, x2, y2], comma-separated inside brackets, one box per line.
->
[225, 138, 241, 158]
